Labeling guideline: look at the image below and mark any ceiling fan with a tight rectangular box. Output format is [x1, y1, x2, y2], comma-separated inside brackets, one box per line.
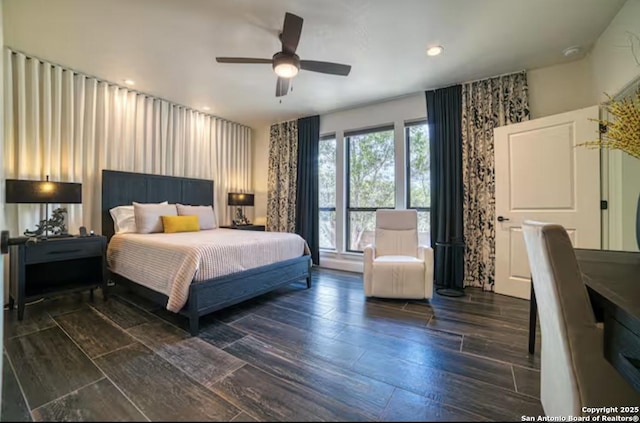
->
[216, 12, 352, 97]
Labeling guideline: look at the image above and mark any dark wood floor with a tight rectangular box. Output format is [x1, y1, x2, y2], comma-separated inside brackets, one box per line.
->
[2, 268, 542, 422]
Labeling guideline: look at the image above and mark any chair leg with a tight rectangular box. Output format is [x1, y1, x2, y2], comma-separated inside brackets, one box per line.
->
[528, 279, 537, 355]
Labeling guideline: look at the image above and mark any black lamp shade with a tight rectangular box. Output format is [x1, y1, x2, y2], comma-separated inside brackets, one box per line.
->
[227, 192, 254, 207]
[6, 179, 82, 204]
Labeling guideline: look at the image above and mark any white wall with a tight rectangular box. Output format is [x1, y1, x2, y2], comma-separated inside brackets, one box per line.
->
[319, 93, 426, 135]
[589, 0, 640, 251]
[525, 0, 640, 121]
[527, 57, 596, 119]
[589, 0, 640, 102]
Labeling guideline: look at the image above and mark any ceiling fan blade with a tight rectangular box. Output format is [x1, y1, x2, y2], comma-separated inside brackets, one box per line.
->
[276, 77, 290, 97]
[300, 60, 351, 76]
[281, 12, 303, 54]
[216, 57, 272, 64]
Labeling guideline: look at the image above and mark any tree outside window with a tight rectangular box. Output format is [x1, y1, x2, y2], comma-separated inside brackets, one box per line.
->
[347, 127, 395, 252]
[406, 122, 431, 246]
[319, 137, 336, 249]
[317, 121, 430, 254]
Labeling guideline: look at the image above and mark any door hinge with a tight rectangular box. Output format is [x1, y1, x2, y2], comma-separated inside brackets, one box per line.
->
[599, 123, 608, 134]
[600, 200, 608, 210]
[1, 231, 8, 254]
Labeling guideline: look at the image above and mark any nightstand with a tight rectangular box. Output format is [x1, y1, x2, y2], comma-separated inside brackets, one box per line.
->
[9, 236, 107, 320]
[220, 224, 266, 231]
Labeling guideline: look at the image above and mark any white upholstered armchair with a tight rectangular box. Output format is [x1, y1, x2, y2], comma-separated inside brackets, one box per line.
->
[363, 209, 434, 299]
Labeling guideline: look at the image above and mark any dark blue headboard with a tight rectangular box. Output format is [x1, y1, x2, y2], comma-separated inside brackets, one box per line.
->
[101, 170, 214, 240]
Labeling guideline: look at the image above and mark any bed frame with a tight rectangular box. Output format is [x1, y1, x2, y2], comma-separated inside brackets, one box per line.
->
[101, 170, 312, 335]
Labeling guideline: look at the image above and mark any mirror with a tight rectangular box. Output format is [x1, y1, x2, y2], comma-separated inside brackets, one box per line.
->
[602, 75, 640, 252]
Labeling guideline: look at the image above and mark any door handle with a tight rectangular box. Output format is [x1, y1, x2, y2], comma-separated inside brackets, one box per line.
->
[497, 216, 510, 222]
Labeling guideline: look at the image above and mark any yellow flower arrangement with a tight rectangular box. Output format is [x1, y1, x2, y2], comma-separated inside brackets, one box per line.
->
[578, 89, 640, 160]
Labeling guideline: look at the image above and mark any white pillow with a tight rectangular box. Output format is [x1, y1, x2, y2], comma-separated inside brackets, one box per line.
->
[176, 204, 217, 230]
[110, 201, 168, 234]
[133, 202, 177, 234]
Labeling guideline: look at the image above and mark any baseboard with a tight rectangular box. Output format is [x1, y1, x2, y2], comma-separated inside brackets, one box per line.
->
[318, 257, 363, 273]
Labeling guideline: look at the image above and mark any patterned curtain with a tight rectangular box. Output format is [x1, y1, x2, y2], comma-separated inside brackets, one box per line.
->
[267, 120, 298, 232]
[462, 71, 529, 290]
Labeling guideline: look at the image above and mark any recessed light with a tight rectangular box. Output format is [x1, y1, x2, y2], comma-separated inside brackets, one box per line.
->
[203, 106, 210, 111]
[123, 79, 135, 86]
[426, 45, 444, 56]
[562, 46, 582, 57]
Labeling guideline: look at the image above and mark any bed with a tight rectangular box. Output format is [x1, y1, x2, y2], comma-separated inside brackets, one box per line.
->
[102, 170, 312, 335]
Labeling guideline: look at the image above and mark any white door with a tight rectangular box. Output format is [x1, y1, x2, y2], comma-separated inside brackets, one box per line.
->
[494, 106, 601, 299]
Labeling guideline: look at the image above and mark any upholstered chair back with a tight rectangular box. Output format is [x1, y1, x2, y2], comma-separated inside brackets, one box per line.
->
[375, 210, 418, 257]
[522, 221, 596, 417]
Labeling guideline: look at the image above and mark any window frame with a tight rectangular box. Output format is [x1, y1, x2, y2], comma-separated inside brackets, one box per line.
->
[345, 125, 396, 253]
[318, 134, 337, 251]
[405, 120, 431, 247]
[405, 120, 430, 214]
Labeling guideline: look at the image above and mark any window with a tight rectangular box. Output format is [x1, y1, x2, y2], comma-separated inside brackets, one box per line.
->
[346, 126, 395, 252]
[319, 136, 336, 249]
[317, 118, 429, 258]
[406, 121, 431, 246]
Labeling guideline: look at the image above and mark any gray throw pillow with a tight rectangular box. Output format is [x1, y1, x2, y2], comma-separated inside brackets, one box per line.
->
[133, 202, 177, 233]
[176, 204, 217, 230]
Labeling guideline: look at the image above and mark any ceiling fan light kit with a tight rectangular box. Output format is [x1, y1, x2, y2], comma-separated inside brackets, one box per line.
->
[273, 52, 300, 78]
[216, 12, 351, 97]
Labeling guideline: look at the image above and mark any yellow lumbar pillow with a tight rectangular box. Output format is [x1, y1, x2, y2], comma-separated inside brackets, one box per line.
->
[161, 215, 200, 233]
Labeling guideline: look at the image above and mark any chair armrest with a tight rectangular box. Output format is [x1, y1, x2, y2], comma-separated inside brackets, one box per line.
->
[363, 244, 375, 262]
[418, 245, 434, 299]
[363, 244, 375, 297]
[417, 245, 432, 261]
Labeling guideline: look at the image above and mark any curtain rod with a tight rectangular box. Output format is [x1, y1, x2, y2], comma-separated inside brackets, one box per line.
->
[7, 47, 249, 130]
[271, 118, 298, 126]
[424, 69, 527, 92]
[462, 69, 527, 85]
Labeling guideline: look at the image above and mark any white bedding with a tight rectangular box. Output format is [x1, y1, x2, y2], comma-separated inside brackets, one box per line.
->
[107, 229, 309, 312]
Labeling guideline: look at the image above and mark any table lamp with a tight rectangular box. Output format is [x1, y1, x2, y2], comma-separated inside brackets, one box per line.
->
[227, 192, 254, 226]
[6, 176, 82, 239]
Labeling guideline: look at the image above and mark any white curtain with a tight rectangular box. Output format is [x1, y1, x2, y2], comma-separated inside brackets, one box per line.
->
[3, 50, 252, 236]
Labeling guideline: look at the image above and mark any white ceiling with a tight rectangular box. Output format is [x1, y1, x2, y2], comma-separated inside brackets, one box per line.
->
[3, 0, 626, 128]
